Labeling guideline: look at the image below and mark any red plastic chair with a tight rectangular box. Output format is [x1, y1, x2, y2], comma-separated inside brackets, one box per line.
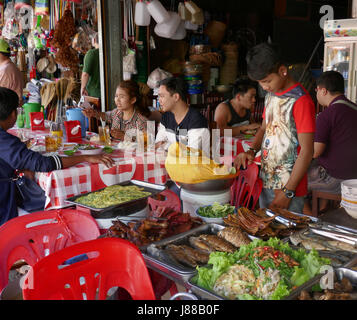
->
[22, 237, 156, 300]
[231, 163, 262, 210]
[0, 209, 100, 294]
[147, 189, 182, 298]
[148, 189, 181, 212]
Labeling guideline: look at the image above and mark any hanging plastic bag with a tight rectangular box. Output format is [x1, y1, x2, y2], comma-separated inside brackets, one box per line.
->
[2, 2, 18, 40]
[147, 67, 172, 89]
[122, 0, 137, 76]
[122, 39, 137, 74]
[33, 16, 45, 50]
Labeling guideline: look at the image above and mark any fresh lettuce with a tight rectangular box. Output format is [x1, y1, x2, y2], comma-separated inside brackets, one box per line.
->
[194, 237, 331, 300]
[300, 248, 331, 278]
[269, 280, 290, 300]
[290, 267, 310, 287]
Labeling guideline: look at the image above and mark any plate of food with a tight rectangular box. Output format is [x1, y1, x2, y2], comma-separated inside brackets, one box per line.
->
[196, 202, 237, 224]
[77, 144, 103, 155]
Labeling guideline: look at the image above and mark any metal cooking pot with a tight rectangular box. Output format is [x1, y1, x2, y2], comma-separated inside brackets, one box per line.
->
[177, 178, 235, 194]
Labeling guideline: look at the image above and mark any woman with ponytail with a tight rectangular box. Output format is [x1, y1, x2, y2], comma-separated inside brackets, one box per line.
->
[82, 80, 150, 140]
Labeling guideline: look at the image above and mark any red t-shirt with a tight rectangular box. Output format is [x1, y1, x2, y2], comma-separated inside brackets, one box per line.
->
[262, 83, 315, 196]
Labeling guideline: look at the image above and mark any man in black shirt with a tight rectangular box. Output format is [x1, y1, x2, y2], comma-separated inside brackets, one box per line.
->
[214, 77, 261, 136]
[155, 77, 210, 151]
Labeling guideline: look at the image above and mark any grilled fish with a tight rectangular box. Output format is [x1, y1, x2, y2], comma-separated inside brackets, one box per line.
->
[217, 227, 251, 248]
[199, 234, 237, 253]
[189, 236, 215, 253]
[180, 245, 209, 264]
[166, 244, 198, 268]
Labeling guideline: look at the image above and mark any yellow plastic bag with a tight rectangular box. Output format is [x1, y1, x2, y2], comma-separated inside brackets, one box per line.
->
[165, 142, 238, 184]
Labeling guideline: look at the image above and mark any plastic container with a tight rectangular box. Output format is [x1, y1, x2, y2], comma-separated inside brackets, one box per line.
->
[178, 2, 191, 21]
[195, 205, 237, 224]
[23, 102, 41, 128]
[135, 1, 151, 26]
[147, 0, 170, 24]
[171, 20, 187, 40]
[184, 0, 200, 15]
[180, 188, 231, 216]
[154, 12, 181, 39]
[66, 108, 86, 138]
[341, 179, 357, 197]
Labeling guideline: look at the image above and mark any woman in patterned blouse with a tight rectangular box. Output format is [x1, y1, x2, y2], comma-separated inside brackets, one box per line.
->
[82, 80, 150, 140]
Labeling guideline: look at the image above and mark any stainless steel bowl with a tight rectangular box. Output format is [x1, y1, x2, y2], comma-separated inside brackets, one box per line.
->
[178, 178, 234, 193]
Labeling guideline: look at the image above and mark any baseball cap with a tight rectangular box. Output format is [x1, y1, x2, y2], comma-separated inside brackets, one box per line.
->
[0, 39, 10, 54]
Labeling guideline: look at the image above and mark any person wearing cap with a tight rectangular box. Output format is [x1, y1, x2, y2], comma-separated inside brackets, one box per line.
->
[81, 33, 101, 98]
[0, 39, 24, 106]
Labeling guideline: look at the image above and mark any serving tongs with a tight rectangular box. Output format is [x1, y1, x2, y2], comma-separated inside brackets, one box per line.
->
[265, 209, 297, 228]
[115, 215, 168, 222]
[309, 227, 357, 248]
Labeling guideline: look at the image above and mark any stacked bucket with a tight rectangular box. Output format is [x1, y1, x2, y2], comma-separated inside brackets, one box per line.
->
[341, 179, 357, 219]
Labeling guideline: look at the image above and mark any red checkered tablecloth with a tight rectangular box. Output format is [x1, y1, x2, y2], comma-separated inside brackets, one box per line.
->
[36, 149, 168, 210]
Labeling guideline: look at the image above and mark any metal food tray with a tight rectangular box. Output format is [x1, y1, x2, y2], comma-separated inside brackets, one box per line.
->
[65, 179, 166, 216]
[143, 223, 256, 283]
[285, 255, 357, 300]
[186, 246, 357, 300]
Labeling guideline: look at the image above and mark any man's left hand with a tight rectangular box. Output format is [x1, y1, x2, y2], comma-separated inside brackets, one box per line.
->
[269, 189, 292, 210]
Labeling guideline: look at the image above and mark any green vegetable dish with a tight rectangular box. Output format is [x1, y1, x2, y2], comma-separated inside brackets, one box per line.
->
[197, 202, 236, 218]
[74, 185, 151, 209]
[193, 237, 330, 300]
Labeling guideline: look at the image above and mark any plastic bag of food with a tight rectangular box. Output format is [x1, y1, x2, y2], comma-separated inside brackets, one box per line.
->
[165, 142, 238, 184]
[147, 67, 172, 89]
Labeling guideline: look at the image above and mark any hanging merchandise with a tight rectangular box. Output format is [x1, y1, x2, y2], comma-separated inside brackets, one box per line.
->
[35, 0, 49, 16]
[123, 0, 137, 79]
[171, 20, 186, 40]
[178, 2, 191, 21]
[122, 40, 137, 76]
[147, 0, 170, 24]
[0, 1, 4, 26]
[33, 16, 45, 50]
[14, 0, 31, 10]
[154, 11, 181, 39]
[147, 67, 172, 89]
[51, 6, 79, 74]
[2, 2, 18, 40]
[191, 10, 204, 25]
[135, 0, 151, 26]
[72, 26, 92, 54]
[184, 0, 200, 15]
[45, 54, 57, 74]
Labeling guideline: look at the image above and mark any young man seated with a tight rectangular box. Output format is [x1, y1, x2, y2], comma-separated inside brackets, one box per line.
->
[305, 71, 357, 213]
[214, 77, 261, 136]
[155, 76, 210, 151]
